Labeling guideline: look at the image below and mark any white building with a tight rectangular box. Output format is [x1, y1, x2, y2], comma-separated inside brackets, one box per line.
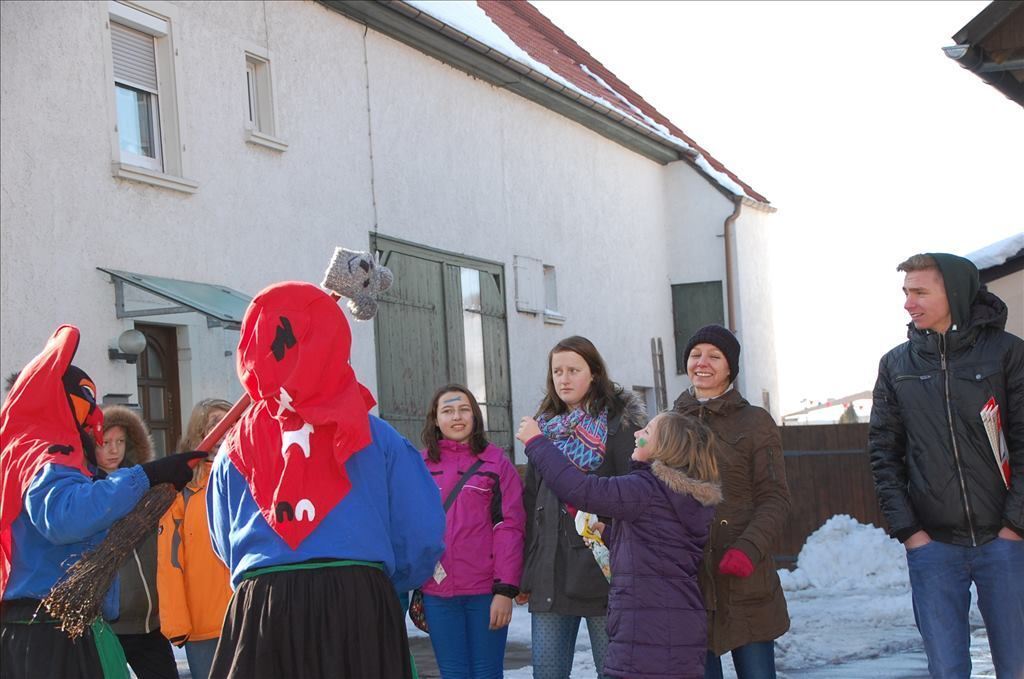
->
[1, 0, 779, 458]
[967, 233, 1023, 340]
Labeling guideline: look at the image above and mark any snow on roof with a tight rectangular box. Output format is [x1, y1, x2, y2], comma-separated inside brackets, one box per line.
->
[965, 232, 1024, 270]
[402, 0, 768, 204]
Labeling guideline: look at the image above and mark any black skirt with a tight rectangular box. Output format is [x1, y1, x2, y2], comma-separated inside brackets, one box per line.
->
[0, 599, 106, 679]
[210, 563, 412, 679]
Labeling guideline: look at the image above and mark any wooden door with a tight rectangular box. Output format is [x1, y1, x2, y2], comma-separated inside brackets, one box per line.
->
[373, 250, 452, 442]
[135, 323, 181, 457]
[372, 236, 513, 457]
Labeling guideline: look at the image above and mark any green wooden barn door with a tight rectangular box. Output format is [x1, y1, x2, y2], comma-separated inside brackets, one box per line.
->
[373, 249, 450, 444]
[372, 235, 513, 458]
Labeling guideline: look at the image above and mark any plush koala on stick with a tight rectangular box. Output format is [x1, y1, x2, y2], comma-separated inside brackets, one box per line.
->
[321, 247, 394, 321]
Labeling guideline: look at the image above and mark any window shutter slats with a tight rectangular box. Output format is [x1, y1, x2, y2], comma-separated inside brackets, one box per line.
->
[112, 22, 157, 91]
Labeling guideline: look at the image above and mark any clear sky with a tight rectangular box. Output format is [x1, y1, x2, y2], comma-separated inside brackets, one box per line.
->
[532, 0, 1024, 414]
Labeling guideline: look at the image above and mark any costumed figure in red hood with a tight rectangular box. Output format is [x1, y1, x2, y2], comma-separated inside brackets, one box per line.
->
[0, 326, 203, 679]
[205, 281, 445, 679]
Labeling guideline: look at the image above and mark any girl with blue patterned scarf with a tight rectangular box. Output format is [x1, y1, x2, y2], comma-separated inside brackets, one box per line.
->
[518, 336, 647, 679]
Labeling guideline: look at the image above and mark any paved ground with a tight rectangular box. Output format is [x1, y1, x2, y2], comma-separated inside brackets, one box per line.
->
[783, 650, 930, 678]
[172, 637, 533, 678]
[410, 636, 532, 678]
[170, 628, 998, 679]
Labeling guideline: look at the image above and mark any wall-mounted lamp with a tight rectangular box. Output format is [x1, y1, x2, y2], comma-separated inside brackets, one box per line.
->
[109, 329, 147, 364]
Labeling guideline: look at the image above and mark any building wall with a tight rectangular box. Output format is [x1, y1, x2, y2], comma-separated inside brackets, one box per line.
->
[988, 269, 1022, 339]
[732, 202, 780, 419]
[0, 0, 779, 445]
[661, 165, 780, 419]
[1, 0, 375, 408]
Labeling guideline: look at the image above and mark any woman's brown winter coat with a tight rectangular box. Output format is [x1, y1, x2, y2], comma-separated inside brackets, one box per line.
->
[101, 406, 161, 636]
[674, 387, 790, 656]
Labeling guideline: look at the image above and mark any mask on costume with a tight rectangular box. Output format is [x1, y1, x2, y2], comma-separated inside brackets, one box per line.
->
[62, 365, 103, 447]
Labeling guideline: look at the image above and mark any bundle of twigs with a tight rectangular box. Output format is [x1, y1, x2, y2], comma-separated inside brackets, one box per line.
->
[42, 395, 250, 639]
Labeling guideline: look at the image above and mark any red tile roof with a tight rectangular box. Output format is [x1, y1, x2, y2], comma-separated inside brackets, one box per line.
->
[477, 0, 769, 204]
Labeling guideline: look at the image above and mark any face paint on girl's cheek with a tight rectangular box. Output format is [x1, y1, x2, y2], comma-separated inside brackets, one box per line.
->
[637, 437, 647, 448]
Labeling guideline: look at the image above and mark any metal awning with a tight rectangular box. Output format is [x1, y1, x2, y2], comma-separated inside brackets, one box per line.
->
[98, 268, 252, 330]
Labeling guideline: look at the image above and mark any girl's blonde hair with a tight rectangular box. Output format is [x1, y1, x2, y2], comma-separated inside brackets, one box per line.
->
[178, 398, 233, 452]
[648, 411, 720, 483]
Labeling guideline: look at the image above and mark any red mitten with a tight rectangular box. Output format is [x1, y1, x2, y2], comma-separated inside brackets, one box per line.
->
[718, 548, 755, 578]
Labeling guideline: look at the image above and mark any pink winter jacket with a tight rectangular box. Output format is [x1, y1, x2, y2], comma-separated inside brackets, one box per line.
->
[420, 440, 526, 598]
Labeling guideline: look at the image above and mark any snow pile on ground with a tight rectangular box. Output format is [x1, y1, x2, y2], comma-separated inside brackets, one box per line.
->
[775, 515, 922, 670]
[775, 515, 983, 673]
[780, 514, 908, 591]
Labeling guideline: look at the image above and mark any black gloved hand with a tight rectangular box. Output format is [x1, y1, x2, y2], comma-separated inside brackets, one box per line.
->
[141, 451, 207, 491]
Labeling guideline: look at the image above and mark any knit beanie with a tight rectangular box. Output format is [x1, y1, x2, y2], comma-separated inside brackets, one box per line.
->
[684, 325, 740, 383]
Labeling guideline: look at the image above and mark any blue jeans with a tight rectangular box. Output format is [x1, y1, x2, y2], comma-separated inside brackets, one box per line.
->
[704, 642, 777, 679]
[531, 611, 608, 679]
[422, 593, 507, 679]
[184, 638, 218, 679]
[907, 536, 1024, 678]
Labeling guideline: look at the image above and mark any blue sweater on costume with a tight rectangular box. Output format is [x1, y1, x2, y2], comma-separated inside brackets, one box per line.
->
[207, 415, 445, 592]
[4, 463, 149, 620]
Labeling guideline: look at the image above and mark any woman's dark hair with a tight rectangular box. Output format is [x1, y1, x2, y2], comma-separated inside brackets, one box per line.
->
[536, 336, 621, 419]
[421, 384, 489, 463]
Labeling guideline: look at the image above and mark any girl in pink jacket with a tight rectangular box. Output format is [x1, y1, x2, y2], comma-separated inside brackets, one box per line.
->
[419, 384, 526, 679]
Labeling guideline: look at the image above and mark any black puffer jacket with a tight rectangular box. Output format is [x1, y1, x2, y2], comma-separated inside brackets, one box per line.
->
[870, 290, 1024, 546]
[520, 390, 646, 617]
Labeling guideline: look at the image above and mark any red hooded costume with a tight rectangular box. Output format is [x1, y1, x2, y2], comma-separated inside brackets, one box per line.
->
[0, 326, 93, 598]
[225, 281, 376, 549]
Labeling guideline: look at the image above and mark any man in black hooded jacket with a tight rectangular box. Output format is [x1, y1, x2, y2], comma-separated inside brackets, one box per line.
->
[870, 252, 1023, 679]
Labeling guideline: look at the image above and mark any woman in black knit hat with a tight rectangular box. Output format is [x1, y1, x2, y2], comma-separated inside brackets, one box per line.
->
[673, 325, 791, 679]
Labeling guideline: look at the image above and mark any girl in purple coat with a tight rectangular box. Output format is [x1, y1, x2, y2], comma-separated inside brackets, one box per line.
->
[420, 384, 526, 679]
[517, 411, 723, 679]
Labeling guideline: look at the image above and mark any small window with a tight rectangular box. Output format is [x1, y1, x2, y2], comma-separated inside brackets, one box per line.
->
[632, 385, 658, 419]
[543, 265, 565, 325]
[671, 281, 725, 374]
[243, 48, 286, 151]
[246, 59, 260, 130]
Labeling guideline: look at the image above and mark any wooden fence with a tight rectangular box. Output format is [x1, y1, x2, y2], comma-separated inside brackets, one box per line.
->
[774, 422, 887, 567]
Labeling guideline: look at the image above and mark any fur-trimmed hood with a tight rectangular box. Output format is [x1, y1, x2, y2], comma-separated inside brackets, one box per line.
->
[101, 405, 154, 466]
[614, 387, 648, 431]
[651, 460, 722, 506]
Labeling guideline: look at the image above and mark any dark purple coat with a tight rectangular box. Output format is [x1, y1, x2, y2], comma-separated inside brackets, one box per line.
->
[525, 436, 722, 679]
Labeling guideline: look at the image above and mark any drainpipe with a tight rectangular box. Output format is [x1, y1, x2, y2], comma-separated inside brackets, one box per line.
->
[723, 195, 742, 332]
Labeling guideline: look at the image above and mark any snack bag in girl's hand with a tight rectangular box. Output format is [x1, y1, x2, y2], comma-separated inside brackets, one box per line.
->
[575, 512, 611, 582]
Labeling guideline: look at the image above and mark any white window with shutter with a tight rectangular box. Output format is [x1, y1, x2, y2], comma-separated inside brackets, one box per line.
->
[106, 1, 195, 192]
[111, 20, 162, 170]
